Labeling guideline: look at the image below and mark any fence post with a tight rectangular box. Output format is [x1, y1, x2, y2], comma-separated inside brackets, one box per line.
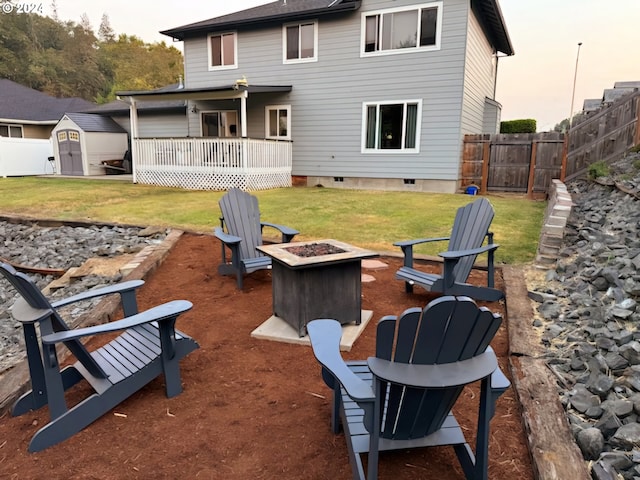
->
[527, 141, 538, 199]
[480, 139, 490, 194]
[560, 135, 568, 182]
[635, 96, 640, 147]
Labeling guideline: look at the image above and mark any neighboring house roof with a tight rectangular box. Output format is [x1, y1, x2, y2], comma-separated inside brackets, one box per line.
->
[0, 79, 95, 124]
[582, 99, 602, 112]
[614, 81, 640, 89]
[62, 113, 127, 133]
[161, 0, 513, 56]
[603, 88, 635, 104]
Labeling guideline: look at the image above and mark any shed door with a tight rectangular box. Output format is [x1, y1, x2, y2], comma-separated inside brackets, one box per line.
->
[57, 130, 83, 175]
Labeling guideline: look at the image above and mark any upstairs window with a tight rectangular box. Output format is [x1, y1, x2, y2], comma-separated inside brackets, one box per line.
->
[362, 2, 442, 56]
[208, 32, 237, 70]
[283, 21, 317, 63]
[362, 100, 421, 153]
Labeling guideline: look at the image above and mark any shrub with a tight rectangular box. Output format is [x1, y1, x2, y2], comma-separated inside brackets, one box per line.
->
[500, 119, 537, 134]
[587, 161, 609, 179]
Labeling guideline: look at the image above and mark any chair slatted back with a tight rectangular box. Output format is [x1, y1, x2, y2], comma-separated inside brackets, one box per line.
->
[448, 198, 495, 283]
[375, 296, 502, 440]
[0, 262, 107, 379]
[219, 188, 264, 260]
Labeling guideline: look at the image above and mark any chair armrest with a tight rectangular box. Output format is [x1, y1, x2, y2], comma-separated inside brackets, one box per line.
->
[213, 226, 242, 245]
[261, 222, 299, 243]
[50, 280, 144, 309]
[41, 300, 193, 344]
[307, 319, 375, 401]
[438, 243, 500, 260]
[393, 236, 450, 248]
[367, 346, 498, 389]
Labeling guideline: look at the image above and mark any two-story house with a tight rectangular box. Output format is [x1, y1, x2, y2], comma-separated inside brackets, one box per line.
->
[119, 0, 513, 192]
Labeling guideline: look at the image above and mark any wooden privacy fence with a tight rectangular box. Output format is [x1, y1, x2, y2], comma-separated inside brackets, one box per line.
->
[462, 90, 640, 197]
[565, 90, 640, 180]
[462, 132, 565, 198]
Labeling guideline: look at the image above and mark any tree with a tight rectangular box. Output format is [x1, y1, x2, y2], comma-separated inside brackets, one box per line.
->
[553, 118, 570, 133]
[98, 13, 115, 43]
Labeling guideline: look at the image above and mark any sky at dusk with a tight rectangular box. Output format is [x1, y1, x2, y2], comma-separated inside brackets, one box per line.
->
[51, 0, 640, 132]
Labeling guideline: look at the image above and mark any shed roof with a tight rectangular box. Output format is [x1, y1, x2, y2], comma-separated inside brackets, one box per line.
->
[62, 113, 127, 133]
[161, 0, 513, 55]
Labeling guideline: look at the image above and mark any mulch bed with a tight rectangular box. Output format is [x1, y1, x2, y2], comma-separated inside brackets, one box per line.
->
[0, 232, 533, 479]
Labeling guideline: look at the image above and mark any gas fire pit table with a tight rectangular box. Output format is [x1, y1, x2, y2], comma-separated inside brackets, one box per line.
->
[257, 239, 378, 337]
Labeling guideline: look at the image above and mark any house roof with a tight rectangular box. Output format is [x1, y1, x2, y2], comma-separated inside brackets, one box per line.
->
[62, 113, 126, 133]
[161, 0, 359, 40]
[0, 79, 95, 124]
[83, 99, 187, 116]
[161, 0, 513, 55]
[116, 83, 292, 102]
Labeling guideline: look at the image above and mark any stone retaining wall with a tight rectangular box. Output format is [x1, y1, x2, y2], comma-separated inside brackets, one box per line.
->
[535, 179, 573, 268]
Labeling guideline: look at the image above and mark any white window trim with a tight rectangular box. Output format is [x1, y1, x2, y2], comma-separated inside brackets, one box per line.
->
[360, 2, 443, 58]
[265, 104, 291, 140]
[207, 31, 238, 71]
[0, 123, 24, 138]
[282, 20, 318, 64]
[360, 99, 422, 154]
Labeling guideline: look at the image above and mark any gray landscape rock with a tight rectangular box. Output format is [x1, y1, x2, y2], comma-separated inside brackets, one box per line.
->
[527, 153, 640, 477]
[0, 220, 167, 373]
[576, 427, 605, 460]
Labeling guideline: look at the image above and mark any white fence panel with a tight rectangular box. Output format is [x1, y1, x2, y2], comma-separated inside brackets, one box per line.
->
[133, 138, 292, 191]
[0, 137, 54, 177]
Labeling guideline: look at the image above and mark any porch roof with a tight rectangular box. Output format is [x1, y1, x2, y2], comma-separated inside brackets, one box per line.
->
[116, 84, 292, 102]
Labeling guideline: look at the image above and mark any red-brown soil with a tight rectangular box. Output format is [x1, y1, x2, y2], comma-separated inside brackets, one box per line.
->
[0, 233, 533, 479]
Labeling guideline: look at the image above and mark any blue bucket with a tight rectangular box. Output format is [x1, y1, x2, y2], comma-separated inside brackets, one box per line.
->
[465, 185, 479, 195]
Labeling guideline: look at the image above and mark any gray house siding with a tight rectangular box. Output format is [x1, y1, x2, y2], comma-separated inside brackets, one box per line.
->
[461, 8, 497, 134]
[181, 0, 498, 190]
[113, 114, 188, 138]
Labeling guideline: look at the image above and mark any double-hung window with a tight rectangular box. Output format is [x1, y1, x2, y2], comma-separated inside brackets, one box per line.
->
[362, 2, 442, 56]
[283, 21, 317, 63]
[0, 123, 23, 138]
[208, 32, 237, 70]
[265, 105, 291, 140]
[362, 100, 421, 153]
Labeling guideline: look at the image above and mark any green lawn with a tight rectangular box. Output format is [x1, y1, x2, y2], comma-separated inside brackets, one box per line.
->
[0, 177, 546, 264]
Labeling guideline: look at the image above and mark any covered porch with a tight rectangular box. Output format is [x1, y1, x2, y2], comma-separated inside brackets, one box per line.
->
[118, 82, 293, 191]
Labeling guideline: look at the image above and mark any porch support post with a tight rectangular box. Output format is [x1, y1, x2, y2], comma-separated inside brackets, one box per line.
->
[129, 98, 139, 182]
[240, 90, 248, 138]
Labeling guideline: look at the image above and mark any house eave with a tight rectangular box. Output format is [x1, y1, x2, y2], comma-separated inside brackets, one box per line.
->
[160, 1, 361, 41]
[474, 0, 514, 56]
[116, 85, 292, 102]
[0, 118, 58, 126]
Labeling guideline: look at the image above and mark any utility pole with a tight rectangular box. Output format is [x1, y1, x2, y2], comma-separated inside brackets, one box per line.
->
[568, 42, 583, 130]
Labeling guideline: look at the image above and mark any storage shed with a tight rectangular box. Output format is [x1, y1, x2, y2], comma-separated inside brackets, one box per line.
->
[51, 113, 128, 176]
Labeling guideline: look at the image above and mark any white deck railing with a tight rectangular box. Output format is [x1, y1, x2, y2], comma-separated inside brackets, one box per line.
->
[132, 137, 293, 190]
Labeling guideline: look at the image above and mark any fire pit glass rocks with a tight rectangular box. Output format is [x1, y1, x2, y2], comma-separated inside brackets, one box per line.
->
[256, 239, 378, 337]
[284, 242, 346, 257]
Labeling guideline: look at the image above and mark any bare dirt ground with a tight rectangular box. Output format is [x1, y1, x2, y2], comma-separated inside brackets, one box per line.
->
[0, 233, 533, 479]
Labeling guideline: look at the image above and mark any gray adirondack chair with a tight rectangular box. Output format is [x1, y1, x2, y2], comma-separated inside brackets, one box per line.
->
[308, 295, 510, 480]
[394, 197, 503, 301]
[0, 262, 199, 452]
[214, 188, 299, 289]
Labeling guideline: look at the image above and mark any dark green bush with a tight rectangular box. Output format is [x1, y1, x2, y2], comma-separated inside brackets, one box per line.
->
[500, 119, 537, 134]
[587, 161, 609, 179]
